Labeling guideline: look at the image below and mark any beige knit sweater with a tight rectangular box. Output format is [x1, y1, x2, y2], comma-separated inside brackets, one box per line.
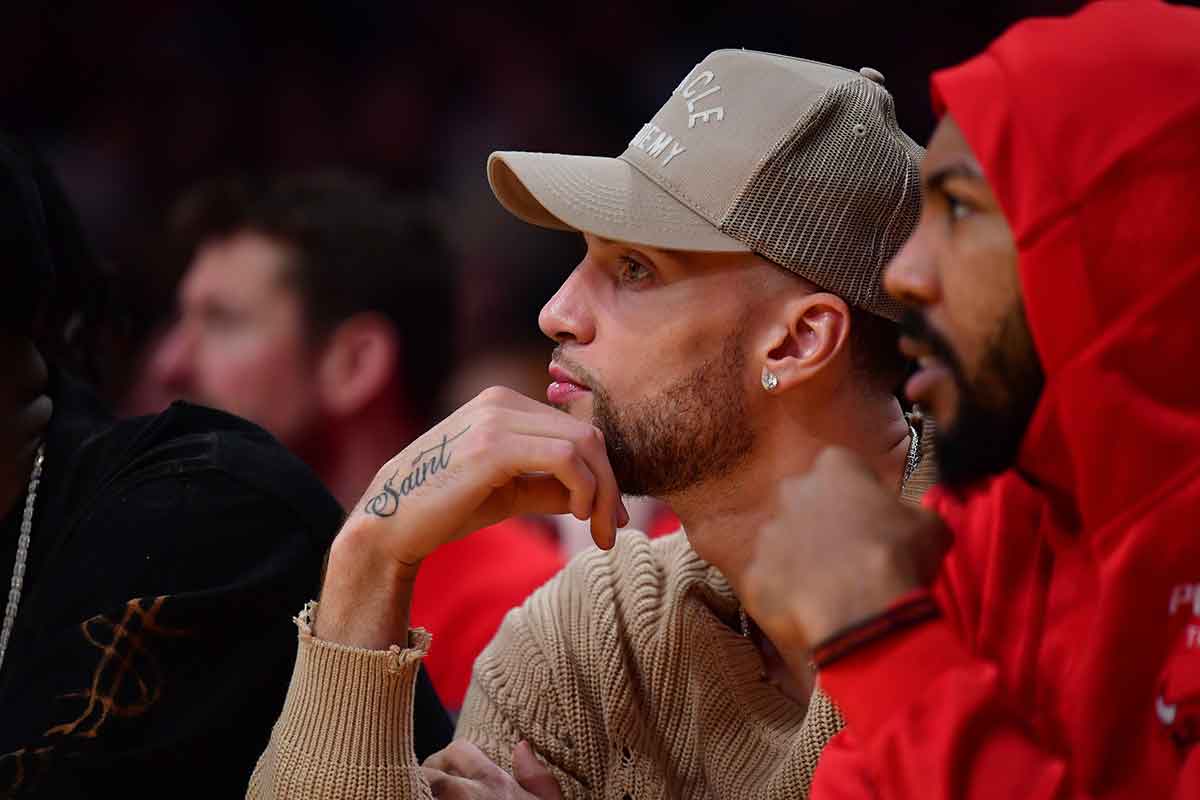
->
[249, 425, 935, 800]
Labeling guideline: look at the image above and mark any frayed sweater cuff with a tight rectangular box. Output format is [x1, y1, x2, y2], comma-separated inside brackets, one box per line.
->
[275, 602, 431, 766]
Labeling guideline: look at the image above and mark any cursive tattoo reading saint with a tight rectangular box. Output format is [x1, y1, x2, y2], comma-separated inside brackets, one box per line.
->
[364, 426, 471, 517]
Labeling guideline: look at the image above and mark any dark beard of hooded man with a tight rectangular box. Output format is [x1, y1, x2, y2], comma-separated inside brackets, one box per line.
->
[896, 305, 1043, 490]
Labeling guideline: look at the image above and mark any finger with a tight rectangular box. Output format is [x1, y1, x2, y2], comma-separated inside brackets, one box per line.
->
[507, 475, 573, 516]
[481, 408, 626, 545]
[585, 427, 625, 550]
[499, 435, 598, 522]
[512, 740, 563, 800]
[422, 740, 495, 780]
[421, 766, 474, 798]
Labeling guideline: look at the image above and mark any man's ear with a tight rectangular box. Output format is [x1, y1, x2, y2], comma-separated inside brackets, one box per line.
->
[758, 292, 851, 394]
[315, 312, 400, 418]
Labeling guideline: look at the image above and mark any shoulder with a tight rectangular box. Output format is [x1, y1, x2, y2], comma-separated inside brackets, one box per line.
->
[78, 401, 341, 537]
[922, 469, 1044, 537]
[60, 402, 344, 581]
[923, 469, 1047, 631]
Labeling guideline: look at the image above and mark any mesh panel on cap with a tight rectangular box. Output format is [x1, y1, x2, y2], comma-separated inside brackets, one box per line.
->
[720, 78, 923, 320]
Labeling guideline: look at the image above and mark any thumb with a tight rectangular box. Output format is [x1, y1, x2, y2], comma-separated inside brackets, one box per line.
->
[512, 740, 562, 800]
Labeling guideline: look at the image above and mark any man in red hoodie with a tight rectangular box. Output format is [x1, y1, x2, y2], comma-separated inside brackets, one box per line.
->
[740, 1, 1200, 796]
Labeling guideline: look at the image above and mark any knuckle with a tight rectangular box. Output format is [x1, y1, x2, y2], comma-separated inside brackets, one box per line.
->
[476, 385, 511, 407]
[473, 406, 504, 432]
[472, 422, 504, 451]
[547, 438, 576, 464]
[580, 468, 597, 492]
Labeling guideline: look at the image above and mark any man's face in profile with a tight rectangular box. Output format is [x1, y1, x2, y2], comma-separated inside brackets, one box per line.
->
[150, 231, 324, 450]
[538, 234, 764, 498]
[885, 114, 1045, 488]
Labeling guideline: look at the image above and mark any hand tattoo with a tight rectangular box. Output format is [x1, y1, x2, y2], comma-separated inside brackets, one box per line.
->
[364, 427, 471, 517]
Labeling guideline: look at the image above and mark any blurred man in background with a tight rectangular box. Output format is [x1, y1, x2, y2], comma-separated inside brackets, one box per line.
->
[147, 172, 563, 710]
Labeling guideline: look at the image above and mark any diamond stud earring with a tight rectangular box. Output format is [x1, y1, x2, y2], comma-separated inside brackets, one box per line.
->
[761, 367, 779, 392]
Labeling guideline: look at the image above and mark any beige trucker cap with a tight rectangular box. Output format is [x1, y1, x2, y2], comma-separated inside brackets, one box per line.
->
[487, 49, 924, 320]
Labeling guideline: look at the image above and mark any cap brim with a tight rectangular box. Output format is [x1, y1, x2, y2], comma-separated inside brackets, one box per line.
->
[487, 151, 749, 253]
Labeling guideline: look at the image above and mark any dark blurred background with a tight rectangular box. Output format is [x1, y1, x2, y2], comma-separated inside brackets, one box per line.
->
[0, 0, 1098, 405]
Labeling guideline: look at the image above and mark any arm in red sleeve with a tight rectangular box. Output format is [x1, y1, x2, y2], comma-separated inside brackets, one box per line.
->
[814, 621, 1195, 799]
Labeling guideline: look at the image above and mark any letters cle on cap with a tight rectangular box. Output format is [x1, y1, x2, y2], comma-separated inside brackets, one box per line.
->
[628, 68, 727, 167]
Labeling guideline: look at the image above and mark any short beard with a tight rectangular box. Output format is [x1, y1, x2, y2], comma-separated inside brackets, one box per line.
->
[554, 334, 755, 499]
[899, 304, 1045, 491]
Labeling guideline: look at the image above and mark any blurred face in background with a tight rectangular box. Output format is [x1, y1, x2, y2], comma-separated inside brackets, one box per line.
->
[151, 230, 323, 449]
[539, 233, 770, 498]
[884, 115, 1044, 488]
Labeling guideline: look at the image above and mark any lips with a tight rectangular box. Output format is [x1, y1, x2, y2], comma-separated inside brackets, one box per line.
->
[899, 335, 952, 406]
[547, 363, 591, 405]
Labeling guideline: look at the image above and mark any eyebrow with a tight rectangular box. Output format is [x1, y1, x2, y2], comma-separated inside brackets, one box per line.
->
[923, 162, 985, 193]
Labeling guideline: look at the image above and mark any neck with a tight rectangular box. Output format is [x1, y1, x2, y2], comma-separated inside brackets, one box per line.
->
[672, 388, 910, 600]
[302, 409, 422, 512]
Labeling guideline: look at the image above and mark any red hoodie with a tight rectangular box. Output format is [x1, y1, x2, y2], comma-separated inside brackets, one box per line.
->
[815, 2, 1200, 796]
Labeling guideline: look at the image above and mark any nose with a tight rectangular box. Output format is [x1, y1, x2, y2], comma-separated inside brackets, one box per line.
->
[149, 320, 197, 394]
[538, 262, 596, 346]
[883, 221, 941, 309]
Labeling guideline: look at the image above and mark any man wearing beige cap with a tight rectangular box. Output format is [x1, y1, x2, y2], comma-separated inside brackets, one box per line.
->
[249, 49, 932, 800]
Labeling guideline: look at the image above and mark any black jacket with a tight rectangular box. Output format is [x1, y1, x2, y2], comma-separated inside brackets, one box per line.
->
[0, 373, 452, 797]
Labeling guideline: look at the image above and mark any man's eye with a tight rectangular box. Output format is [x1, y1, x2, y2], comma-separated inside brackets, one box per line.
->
[618, 257, 652, 284]
[947, 195, 974, 222]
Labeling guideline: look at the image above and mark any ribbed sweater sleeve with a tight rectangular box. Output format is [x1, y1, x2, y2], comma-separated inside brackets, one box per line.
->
[247, 607, 434, 799]
[247, 550, 606, 800]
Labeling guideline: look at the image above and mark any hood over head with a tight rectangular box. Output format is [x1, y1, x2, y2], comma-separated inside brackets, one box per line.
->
[930, 0, 1200, 533]
[0, 132, 107, 381]
[0, 134, 56, 335]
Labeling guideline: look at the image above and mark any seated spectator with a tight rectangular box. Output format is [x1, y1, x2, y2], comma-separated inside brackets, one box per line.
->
[0, 137, 453, 796]
[147, 172, 564, 710]
[741, 2, 1200, 796]
[250, 49, 934, 799]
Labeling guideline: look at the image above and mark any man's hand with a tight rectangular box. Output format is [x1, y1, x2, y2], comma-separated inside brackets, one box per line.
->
[740, 446, 951, 669]
[421, 740, 563, 800]
[317, 386, 628, 647]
